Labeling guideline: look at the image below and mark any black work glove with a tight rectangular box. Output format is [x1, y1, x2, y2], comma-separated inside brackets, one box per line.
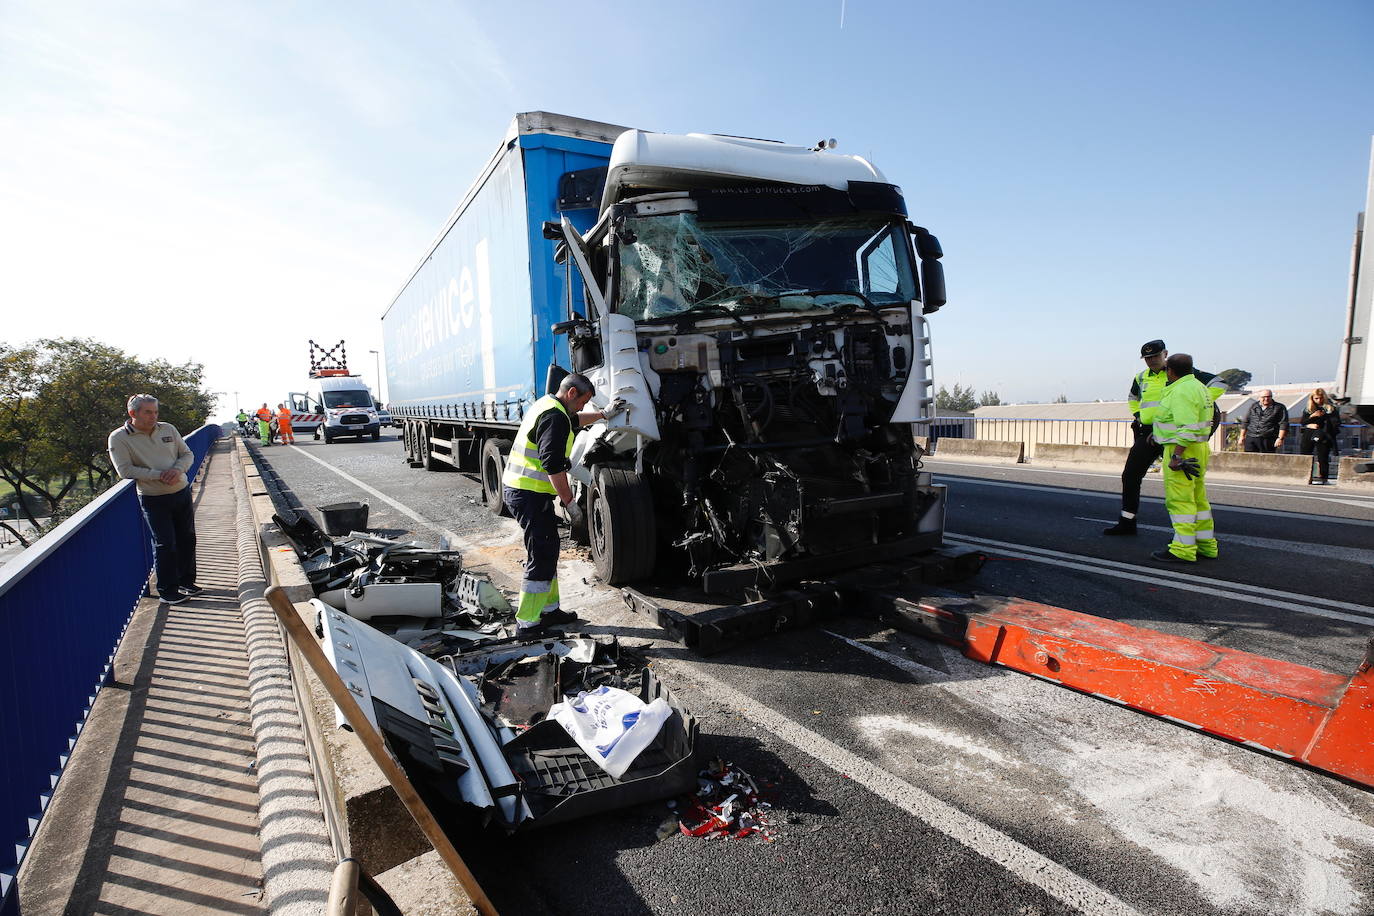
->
[1170, 456, 1201, 480]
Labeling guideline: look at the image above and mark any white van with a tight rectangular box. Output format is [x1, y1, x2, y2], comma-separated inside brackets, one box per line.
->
[292, 375, 381, 443]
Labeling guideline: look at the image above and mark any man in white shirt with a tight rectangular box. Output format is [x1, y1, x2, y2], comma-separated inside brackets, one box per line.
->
[107, 394, 198, 604]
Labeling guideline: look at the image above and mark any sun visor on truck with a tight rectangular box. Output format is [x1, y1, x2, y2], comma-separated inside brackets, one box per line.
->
[685, 180, 908, 221]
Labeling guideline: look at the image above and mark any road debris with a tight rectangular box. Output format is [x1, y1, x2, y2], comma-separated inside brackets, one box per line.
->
[676, 758, 778, 841]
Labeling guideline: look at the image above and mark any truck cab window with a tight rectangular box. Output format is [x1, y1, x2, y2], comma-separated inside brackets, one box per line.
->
[616, 214, 916, 321]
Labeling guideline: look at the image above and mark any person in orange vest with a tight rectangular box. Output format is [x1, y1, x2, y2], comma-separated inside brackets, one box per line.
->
[255, 403, 274, 445]
[276, 403, 295, 444]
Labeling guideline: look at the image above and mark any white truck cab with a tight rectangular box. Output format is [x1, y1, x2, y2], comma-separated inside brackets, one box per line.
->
[297, 374, 381, 443]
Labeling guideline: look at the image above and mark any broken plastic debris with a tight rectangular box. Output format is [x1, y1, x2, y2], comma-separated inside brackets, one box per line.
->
[674, 760, 778, 842]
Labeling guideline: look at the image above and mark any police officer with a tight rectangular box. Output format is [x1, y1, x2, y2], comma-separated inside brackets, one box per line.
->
[1104, 340, 1227, 536]
[501, 374, 627, 633]
[1149, 354, 1218, 562]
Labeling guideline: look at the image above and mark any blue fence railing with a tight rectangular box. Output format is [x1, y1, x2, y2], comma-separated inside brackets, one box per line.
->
[0, 424, 220, 913]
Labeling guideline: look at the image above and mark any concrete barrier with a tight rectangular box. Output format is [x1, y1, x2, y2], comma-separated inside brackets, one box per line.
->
[933, 438, 1024, 464]
[236, 440, 470, 910]
[1337, 457, 1374, 490]
[1207, 451, 1313, 484]
[1032, 443, 1129, 472]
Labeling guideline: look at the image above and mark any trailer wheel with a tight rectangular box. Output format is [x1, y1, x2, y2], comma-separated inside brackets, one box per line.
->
[589, 467, 656, 584]
[481, 438, 513, 517]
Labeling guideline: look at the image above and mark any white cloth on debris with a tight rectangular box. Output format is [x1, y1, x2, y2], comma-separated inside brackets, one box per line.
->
[549, 685, 671, 779]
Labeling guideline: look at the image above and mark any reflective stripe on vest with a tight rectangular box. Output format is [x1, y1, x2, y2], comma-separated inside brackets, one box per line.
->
[501, 395, 574, 494]
[1135, 369, 1168, 426]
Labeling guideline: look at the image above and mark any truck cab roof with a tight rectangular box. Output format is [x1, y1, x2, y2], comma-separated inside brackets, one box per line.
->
[602, 130, 890, 209]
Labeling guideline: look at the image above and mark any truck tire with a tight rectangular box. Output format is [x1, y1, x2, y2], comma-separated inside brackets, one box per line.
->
[323, 430, 334, 444]
[589, 467, 656, 584]
[481, 438, 513, 517]
[372, 428, 381, 441]
[420, 422, 445, 470]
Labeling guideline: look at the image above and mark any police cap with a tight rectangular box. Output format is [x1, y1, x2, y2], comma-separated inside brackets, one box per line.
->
[1140, 339, 1166, 357]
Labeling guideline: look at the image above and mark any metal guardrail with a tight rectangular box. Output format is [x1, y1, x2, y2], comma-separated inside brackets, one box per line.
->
[0, 424, 220, 914]
[915, 417, 1369, 467]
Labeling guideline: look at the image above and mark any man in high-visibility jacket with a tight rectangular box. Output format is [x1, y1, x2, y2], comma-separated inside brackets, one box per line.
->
[1104, 339, 1228, 536]
[235, 409, 251, 436]
[500, 373, 627, 632]
[1149, 353, 1218, 562]
[276, 403, 295, 444]
[255, 403, 274, 446]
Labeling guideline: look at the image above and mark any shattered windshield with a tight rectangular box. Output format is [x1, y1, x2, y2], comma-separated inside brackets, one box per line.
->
[616, 213, 916, 321]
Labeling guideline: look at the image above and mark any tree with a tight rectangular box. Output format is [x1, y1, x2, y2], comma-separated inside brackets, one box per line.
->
[1054, 393, 1069, 403]
[935, 383, 978, 413]
[978, 390, 1002, 406]
[0, 338, 213, 546]
[1215, 368, 1252, 391]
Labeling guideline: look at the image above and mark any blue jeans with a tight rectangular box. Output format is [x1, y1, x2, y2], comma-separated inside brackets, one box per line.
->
[140, 486, 197, 600]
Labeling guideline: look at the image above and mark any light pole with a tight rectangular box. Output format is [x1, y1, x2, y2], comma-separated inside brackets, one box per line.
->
[369, 349, 383, 402]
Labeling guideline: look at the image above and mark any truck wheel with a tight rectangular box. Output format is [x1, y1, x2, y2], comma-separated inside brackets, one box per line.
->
[371, 429, 380, 441]
[323, 431, 333, 444]
[481, 438, 513, 517]
[589, 467, 656, 584]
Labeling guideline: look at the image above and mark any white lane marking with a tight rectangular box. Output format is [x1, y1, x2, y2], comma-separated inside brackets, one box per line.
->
[944, 533, 1374, 627]
[927, 459, 1374, 504]
[825, 634, 1374, 916]
[1072, 517, 1374, 566]
[659, 658, 1145, 916]
[937, 475, 1374, 529]
[286, 444, 469, 547]
[823, 629, 953, 682]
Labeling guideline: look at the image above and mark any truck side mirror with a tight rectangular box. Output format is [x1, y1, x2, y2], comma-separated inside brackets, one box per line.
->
[552, 318, 591, 336]
[920, 260, 946, 313]
[911, 226, 943, 261]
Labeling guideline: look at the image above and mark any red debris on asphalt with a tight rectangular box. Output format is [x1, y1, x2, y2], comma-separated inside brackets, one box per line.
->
[676, 758, 777, 841]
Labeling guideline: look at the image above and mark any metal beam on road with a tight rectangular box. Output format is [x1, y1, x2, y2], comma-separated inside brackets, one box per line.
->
[857, 591, 1374, 791]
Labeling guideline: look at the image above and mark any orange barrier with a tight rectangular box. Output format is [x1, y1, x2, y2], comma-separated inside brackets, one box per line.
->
[875, 593, 1374, 788]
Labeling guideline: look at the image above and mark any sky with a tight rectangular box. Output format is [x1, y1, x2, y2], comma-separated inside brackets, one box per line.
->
[1, 0, 1371, 417]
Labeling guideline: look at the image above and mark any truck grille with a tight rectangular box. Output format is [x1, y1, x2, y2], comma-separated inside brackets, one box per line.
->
[340, 414, 368, 425]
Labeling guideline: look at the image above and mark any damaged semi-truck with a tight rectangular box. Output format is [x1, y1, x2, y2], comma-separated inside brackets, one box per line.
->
[388, 112, 950, 590]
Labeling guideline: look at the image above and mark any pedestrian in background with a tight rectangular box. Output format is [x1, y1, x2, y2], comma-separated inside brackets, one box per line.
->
[1240, 389, 1288, 453]
[107, 394, 199, 605]
[276, 403, 295, 444]
[1299, 388, 1340, 484]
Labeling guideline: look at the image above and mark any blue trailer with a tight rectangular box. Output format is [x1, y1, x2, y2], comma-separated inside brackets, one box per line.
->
[385, 113, 625, 456]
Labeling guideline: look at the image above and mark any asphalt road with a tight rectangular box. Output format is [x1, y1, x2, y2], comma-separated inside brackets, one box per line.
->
[249, 433, 1374, 916]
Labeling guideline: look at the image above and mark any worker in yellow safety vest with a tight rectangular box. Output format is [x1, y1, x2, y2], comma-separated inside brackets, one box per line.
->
[1149, 353, 1218, 563]
[255, 403, 274, 446]
[500, 373, 627, 632]
[1104, 339, 1228, 536]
